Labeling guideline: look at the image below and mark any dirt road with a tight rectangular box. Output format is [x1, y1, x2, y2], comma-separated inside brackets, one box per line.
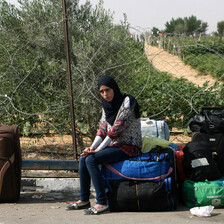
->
[145, 44, 219, 87]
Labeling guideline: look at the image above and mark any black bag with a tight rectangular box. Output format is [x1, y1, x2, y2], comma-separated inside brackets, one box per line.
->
[183, 141, 222, 182]
[192, 132, 224, 175]
[106, 178, 177, 212]
[188, 106, 224, 133]
[0, 125, 22, 202]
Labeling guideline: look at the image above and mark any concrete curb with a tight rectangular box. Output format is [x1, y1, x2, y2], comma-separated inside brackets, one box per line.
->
[21, 178, 94, 193]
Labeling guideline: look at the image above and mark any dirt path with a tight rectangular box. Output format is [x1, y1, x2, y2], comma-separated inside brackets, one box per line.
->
[145, 44, 220, 87]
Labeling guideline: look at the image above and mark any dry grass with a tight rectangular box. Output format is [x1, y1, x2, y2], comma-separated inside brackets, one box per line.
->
[20, 131, 190, 160]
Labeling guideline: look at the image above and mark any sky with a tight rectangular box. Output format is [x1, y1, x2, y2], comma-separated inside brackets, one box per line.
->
[5, 0, 224, 33]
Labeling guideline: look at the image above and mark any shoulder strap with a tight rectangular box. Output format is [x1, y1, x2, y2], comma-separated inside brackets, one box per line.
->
[104, 163, 173, 181]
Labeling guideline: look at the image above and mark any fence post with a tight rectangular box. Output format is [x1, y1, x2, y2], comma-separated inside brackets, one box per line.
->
[62, 0, 78, 160]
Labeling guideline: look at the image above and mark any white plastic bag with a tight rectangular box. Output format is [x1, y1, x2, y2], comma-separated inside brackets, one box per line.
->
[190, 205, 214, 217]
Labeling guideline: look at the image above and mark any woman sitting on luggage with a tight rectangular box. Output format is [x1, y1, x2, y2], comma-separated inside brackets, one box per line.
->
[67, 75, 142, 214]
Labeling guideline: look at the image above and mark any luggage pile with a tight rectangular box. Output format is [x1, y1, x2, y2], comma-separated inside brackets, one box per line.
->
[102, 119, 179, 212]
[102, 108, 224, 211]
[182, 107, 224, 208]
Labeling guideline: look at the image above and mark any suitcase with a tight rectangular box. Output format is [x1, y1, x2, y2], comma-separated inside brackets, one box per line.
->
[174, 145, 186, 188]
[106, 177, 177, 211]
[183, 141, 222, 182]
[102, 147, 178, 211]
[0, 125, 22, 202]
[192, 132, 224, 175]
[182, 178, 224, 208]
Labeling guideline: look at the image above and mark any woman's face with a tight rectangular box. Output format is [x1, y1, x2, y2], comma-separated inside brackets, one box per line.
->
[99, 85, 114, 102]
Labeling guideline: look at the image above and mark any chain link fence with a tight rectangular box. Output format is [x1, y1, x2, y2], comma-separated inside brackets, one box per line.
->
[1, 0, 224, 162]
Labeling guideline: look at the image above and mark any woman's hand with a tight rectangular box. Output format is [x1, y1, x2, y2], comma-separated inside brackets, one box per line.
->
[81, 146, 97, 158]
[91, 148, 100, 153]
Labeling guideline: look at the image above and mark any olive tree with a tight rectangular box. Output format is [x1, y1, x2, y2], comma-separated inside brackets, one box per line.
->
[217, 21, 224, 42]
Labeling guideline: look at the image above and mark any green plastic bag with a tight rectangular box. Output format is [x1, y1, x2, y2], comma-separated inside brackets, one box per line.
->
[182, 178, 224, 208]
[141, 135, 170, 153]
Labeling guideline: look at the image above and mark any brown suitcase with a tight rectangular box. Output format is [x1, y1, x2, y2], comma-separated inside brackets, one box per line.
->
[0, 125, 22, 202]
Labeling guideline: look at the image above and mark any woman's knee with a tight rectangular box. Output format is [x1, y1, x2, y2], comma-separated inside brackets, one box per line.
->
[79, 156, 86, 169]
[85, 154, 96, 166]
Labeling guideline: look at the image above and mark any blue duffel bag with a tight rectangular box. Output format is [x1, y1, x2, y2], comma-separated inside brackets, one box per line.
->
[101, 147, 175, 182]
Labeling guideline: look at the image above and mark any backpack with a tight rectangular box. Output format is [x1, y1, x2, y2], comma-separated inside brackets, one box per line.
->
[183, 141, 222, 182]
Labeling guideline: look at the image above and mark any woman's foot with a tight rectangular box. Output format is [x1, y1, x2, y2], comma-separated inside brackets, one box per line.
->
[66, 200, 90, 210]
[84, 204, 109, 215]
[94, 204, 108, 210]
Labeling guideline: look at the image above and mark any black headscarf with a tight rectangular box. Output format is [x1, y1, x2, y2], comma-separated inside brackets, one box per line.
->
[98, 76, 140, 125]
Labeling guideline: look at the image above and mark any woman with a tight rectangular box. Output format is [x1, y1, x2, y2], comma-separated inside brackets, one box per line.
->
[67, 76, 142, 214]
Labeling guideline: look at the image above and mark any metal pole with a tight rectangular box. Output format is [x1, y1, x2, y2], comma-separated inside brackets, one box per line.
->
[62, 0, 78, 160]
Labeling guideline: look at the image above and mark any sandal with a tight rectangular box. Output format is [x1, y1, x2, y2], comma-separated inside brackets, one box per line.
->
[66, 201, 90, 210]
[84, 206, 110, 215]
[66, 201, 75, 204]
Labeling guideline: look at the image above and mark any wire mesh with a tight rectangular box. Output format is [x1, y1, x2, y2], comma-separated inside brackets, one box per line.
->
[0, 0, 224, 161]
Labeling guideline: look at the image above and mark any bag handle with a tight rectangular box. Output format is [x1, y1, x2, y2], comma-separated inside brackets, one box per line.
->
[0, 154, 15, 195]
